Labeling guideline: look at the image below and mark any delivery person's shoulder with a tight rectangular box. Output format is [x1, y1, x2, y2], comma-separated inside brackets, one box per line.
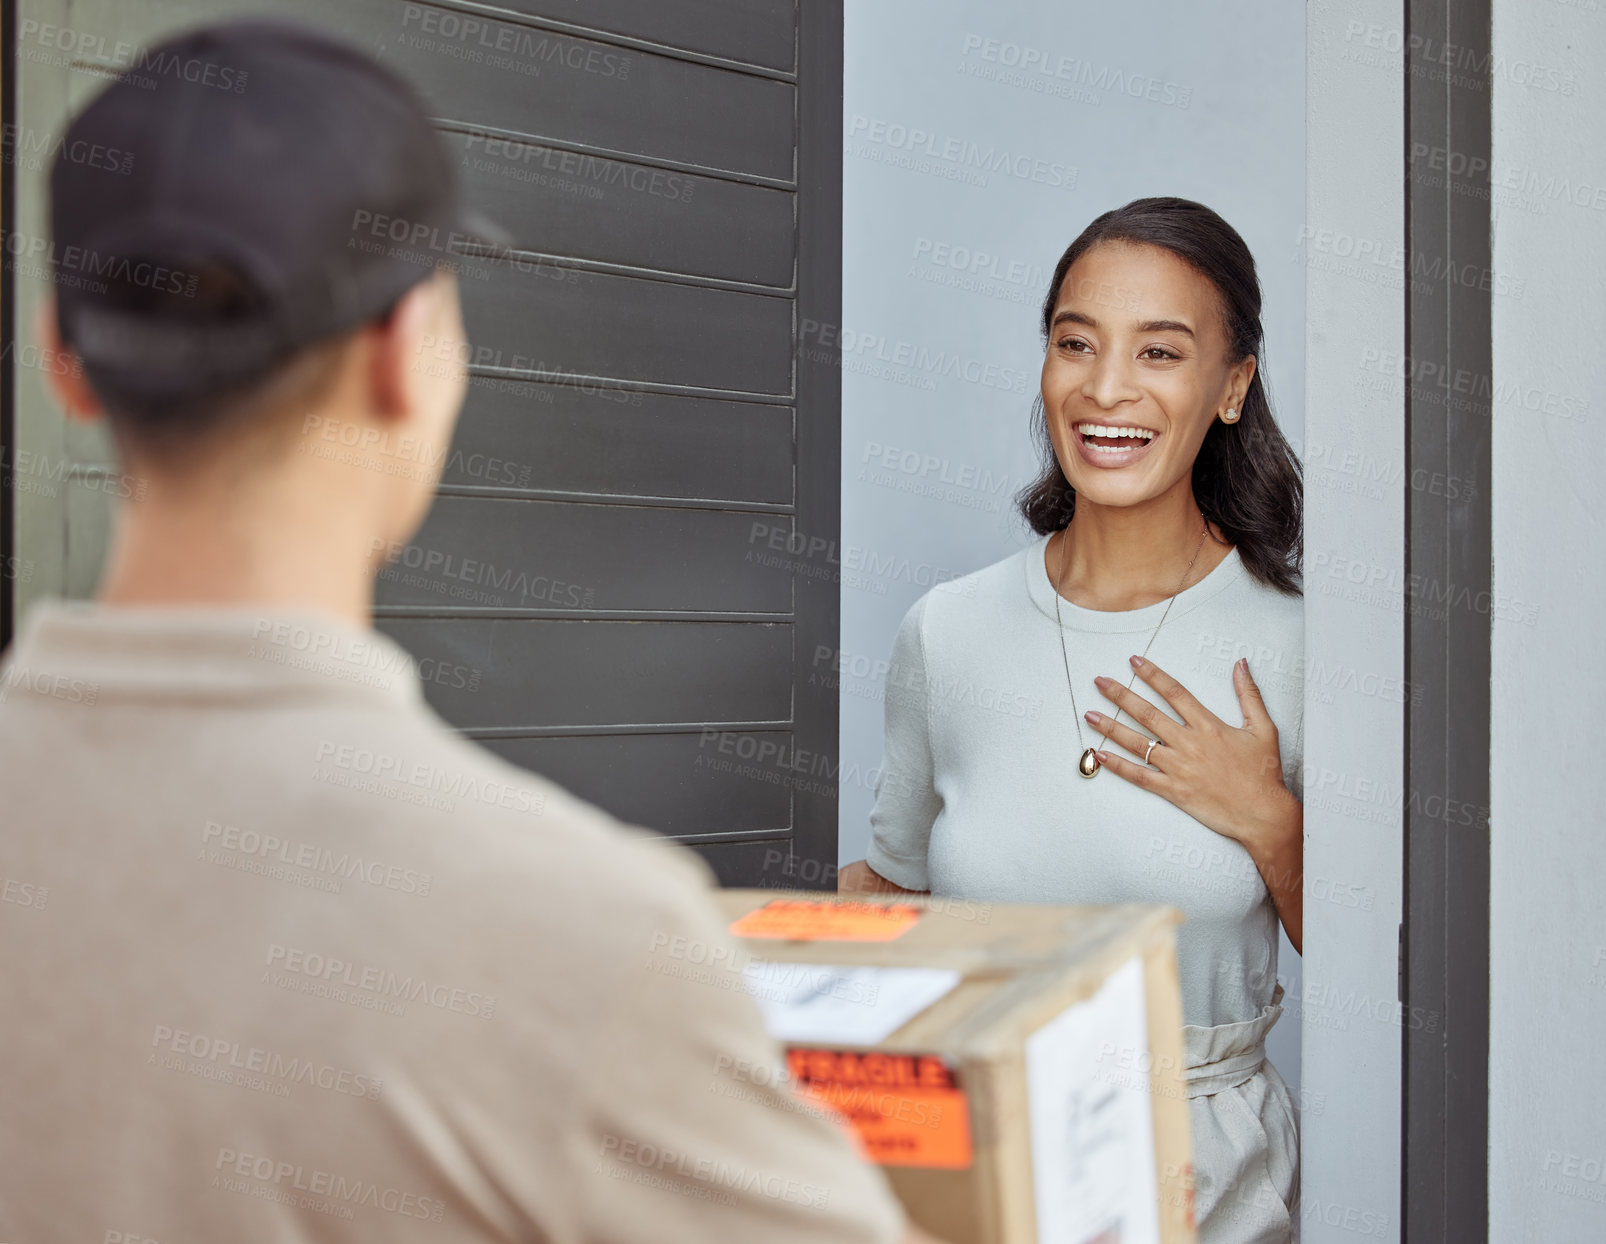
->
[375, 730, 912, 1244]
[332, 701, 725, 967]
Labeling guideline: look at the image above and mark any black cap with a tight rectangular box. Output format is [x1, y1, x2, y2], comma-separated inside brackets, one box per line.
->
[49, 19, 507, 405]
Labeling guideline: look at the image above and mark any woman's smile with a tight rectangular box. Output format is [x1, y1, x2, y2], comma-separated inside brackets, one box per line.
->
[1071, 420, 1161, 469]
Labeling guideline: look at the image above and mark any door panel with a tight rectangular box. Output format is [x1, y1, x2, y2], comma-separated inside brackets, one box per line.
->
[456, 260, 794, 394]
[488, 730, 793, 840]
[368, 2, 797, 178]
[377, 617, 793, 729]
[437, 387, 793, 504]
[493, 0, 796, 72]
[453, 133, 795, 286]
[379, 498, 793, 614]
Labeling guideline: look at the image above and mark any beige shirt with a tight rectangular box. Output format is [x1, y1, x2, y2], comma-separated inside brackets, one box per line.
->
[0, 601, 905, 1244]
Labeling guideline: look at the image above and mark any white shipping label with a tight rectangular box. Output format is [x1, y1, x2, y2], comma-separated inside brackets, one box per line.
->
[1025, 955, 1160, 1244]
[742, 961, 962, 1047]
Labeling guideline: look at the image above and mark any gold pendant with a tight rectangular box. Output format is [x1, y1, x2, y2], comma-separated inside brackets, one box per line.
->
[1078, 747, 1100, 778]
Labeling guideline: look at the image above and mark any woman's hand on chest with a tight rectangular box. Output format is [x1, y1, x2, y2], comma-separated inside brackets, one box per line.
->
[1081, 653, 1298, 859]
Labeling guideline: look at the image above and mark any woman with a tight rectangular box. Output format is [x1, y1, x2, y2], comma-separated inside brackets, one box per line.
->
[842, 197, 1305, 1244]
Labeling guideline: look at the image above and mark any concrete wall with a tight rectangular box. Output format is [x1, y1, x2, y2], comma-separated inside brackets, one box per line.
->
[1488, 3, 1606, 1239]
[839, 0, 1308, 1101]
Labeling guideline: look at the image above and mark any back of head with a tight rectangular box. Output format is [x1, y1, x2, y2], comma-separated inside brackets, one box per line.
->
[49, 19, 501, 457]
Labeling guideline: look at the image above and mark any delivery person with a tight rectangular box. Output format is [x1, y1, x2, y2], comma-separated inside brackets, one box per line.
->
[0, 20, 941, 1243]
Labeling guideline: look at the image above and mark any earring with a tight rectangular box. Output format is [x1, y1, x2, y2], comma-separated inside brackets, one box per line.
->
[1222, 407, 1239, 423]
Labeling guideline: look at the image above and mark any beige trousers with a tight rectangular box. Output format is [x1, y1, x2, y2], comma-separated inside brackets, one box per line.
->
[1183, 983, 1301, 1244]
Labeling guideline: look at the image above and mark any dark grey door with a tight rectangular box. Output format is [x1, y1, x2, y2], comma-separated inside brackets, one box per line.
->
[368, 1, 843, 889]
[2, 0, 845, 888]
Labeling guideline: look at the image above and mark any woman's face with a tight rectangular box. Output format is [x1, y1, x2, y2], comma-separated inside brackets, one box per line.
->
[1040, 240, 1255, 510]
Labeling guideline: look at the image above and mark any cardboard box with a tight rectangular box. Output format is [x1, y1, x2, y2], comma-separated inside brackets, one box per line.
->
[718, 889, 1196, 1244]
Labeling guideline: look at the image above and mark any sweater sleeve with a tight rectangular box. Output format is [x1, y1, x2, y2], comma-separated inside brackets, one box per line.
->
[864, 594, 943, 891]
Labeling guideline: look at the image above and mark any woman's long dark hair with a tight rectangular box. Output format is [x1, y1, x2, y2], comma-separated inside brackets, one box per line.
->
[1017, 196, 1302, 596]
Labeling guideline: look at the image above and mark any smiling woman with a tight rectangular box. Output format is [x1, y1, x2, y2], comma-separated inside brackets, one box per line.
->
[841, 198, 1307, 1244]
[1023, 199, 1303, 597]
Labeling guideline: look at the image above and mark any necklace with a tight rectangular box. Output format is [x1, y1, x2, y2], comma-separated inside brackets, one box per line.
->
[1052, 515, 1210, 779]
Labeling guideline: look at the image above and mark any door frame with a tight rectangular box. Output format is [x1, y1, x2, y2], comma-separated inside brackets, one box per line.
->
[2, 0, 17, 648]
[787, 0, 845, 889]
[1304, 1, 1493, 1239]
[1402, 0, 1492, 1238]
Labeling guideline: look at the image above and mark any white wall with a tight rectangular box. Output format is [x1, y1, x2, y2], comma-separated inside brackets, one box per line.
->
[1489, 4, 1606, 1240]
[1298, 1, 1406, 1238]
[840, 0, 1307, 1095]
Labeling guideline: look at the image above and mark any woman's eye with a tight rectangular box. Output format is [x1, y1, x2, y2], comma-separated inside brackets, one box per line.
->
[1057, 338, 1091, 353]
[1141, 346, 1180, 361]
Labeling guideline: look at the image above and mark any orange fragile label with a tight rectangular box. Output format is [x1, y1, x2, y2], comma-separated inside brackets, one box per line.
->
[786, 1049, 973, 1169]
[729, 899, 923, 942]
